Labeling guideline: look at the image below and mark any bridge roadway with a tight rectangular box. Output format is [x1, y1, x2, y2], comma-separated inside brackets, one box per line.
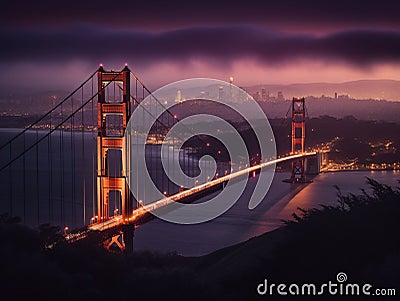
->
[64, 152, 317, 243]
[93, 152, 315, 227]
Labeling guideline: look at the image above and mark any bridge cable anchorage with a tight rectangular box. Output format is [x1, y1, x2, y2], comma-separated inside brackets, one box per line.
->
[0, 71, 124, 173]
[0, 69, 98, 151]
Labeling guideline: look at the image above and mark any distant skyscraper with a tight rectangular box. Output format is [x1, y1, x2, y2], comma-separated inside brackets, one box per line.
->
[261, 88, 267, 101]
[175, 90, 182, 103]
[277, 91, 285, 101]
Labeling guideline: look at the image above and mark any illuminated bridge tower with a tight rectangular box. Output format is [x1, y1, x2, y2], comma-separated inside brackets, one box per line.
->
[290, 97, 306, 182]
[97, 65, 134, 252]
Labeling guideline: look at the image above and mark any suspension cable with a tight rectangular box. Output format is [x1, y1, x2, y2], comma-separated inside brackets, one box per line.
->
[0, 69, 98, 151]
[0, 71, 123, 172]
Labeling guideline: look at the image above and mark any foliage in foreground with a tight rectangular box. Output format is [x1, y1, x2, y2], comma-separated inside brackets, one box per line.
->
[0, 178, 399, 300]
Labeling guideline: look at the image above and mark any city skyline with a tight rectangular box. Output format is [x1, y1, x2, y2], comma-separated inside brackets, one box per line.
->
[1, 0, 400, 94]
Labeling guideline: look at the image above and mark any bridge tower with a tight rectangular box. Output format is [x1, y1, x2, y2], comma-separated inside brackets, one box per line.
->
[97, 65, 134, 252]
[290, 97, 306, 182]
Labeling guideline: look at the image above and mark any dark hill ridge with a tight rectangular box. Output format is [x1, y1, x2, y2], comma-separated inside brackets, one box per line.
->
[256, 97, 400, 122]
[166, 97, 400, 124]
[247, 79, 400, 101]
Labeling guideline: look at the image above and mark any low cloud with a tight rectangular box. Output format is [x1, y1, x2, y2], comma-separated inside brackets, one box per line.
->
[1, 25, 400, 69]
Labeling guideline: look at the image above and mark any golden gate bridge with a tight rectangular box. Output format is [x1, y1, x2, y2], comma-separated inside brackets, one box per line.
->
[0, 65, 324, 252]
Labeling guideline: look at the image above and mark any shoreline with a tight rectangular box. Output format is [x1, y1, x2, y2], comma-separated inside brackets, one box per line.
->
[321, 168, 400, 173]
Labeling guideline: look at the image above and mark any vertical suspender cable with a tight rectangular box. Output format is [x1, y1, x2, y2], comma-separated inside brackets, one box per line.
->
[82, 86, 86, 226]
[9, 144, 12, 216]
[154, 98, 157, 194]
[71, 96, 75, 227]
[60, 103, 64, 226]
[36, 129, 39, 226]
[23, 132, 26, 224]
[142, 86, 146, 202]
[171, 115, 174, 195]
[135, 80, 139, 208]
[48, 111, 52, 223]
[135, 80, 139, 207]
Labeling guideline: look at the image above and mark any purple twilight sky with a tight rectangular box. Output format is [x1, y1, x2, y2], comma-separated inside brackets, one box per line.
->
[1, 0, 400, 94]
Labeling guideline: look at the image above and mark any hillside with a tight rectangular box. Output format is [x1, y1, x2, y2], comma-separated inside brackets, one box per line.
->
[256, 97, 400, 122]
[246, 79, 400, 101]
[195, 178, 400, 299]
